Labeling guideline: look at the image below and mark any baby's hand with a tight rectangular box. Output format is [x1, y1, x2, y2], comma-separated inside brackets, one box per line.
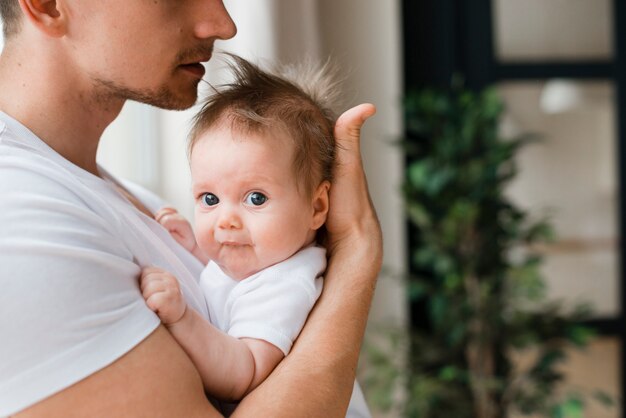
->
[140, 267, 187, 325]
[155, 207, 197, 253]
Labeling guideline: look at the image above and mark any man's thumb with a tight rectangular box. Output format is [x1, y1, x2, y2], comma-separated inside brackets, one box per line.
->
[334, 103, 377, 148]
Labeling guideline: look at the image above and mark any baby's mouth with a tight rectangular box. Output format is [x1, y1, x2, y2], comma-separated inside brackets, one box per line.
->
[221, 241, 246, 247]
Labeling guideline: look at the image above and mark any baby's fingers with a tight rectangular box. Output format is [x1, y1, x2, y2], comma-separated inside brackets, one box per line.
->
[140, 276, 167, 300]
[145, 288, 186, 325]
[154, 207, 178, 223]
[145, 292, 171, 313]
[140, 268, 164, 291]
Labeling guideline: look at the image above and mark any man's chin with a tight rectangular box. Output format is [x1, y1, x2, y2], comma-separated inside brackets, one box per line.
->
[136, 88, 198, 111]
[93, 77, 199, 111]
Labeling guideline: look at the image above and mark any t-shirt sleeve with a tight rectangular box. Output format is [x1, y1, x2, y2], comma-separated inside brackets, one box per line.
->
[0, 164, 160, 416]
[227, 248, 326, 355]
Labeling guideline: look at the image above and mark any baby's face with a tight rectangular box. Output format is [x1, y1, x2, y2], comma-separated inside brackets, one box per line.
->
[191, 125, 325, 280]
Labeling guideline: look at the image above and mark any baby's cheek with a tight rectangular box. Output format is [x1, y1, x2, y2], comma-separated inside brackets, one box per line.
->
[195, 224, 216, 255]
[265, 234, 286, 250]
[264, 230, 300, 259]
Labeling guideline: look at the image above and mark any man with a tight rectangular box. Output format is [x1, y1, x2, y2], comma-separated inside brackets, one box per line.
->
[0, 0, 382, 416]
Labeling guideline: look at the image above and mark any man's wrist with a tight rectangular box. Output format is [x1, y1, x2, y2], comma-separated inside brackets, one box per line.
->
[328, 212, 382, 266]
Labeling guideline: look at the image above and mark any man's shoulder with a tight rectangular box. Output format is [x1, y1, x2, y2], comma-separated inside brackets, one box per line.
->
[0, 142, 115, 227]
[0, 142, 81, 197]
[0, 142, 126, 254]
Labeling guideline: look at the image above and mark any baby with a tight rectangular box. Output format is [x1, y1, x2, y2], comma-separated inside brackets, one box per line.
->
[140, 55, 340, 404]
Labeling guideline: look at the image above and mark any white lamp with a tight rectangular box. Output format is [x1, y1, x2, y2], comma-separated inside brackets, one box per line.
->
[539, 78, 585, 114]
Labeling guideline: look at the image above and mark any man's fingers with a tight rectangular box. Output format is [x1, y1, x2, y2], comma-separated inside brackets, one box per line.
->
[334, 103, 376, 150]
[325, 103, 379, 254]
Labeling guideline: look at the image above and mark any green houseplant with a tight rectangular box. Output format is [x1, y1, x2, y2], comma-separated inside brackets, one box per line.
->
[363, 86, 611, 418]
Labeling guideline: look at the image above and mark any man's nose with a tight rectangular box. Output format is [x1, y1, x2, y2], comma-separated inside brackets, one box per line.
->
[194, 0, 237, 40]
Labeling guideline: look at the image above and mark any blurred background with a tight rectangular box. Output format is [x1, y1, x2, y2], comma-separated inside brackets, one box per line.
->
[1, 0, 622, 417]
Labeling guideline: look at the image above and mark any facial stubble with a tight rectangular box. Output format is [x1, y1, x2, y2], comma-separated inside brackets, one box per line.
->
[91, 76, 200, 111]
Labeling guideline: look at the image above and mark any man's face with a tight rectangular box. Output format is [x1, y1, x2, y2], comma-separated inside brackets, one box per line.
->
[66, 0, 236, 109]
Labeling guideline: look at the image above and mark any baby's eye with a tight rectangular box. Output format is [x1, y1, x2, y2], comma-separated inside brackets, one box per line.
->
[201, 193, 219, 206]
[245, 192, 268, 206]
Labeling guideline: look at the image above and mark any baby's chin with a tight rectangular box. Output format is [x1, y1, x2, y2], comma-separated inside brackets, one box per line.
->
[224, 267, 259, 281]
[218, 258, 288, 281]
[215, 261, 262, 281]
[214, 244, 309, 280]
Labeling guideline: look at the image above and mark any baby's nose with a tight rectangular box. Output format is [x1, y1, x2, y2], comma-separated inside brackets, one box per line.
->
[217, 210, 242, 230]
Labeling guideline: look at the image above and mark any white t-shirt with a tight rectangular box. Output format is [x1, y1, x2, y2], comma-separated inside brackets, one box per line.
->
[0, 111, 207, 416]
[202, 246, 325, 355]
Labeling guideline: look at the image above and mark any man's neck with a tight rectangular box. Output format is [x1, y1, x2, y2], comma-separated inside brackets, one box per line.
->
[0, 38, 124, 176]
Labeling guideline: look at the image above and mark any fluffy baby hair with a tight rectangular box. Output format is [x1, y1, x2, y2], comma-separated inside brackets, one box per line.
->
[189, 54, 341, 197]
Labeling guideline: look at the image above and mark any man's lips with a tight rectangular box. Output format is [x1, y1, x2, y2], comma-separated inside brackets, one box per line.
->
[179, 63, 206, 79]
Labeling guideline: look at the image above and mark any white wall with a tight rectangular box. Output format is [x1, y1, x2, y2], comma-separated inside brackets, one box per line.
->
[317, 0, 406, 325]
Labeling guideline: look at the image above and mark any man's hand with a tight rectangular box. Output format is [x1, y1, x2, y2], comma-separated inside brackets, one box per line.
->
[140, 267, 187, 325]
[326, 103, 382, 262]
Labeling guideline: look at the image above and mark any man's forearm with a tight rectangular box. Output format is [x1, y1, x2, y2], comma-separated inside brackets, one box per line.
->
[234, 219, 382, 417]
[15, 327, 222, 418]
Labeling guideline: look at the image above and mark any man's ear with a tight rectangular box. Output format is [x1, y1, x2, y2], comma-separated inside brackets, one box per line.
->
[310, 181, 331, 231]
[18, 0, 67, 37]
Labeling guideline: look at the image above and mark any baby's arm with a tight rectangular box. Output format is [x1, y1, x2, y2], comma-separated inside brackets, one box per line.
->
[140, 267, 283, 401]
[154, 207, 209, 264]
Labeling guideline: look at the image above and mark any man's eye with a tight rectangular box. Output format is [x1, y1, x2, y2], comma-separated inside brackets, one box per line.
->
[245, 192, 268, 206]
[201, 193, 219, 206]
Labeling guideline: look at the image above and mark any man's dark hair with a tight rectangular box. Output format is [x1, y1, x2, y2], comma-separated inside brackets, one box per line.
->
[0, 0, 22, 38]
[190, 54, 340, 198]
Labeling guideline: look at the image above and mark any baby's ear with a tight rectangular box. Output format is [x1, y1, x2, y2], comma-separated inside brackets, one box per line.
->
[311, 181, 330, 230]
